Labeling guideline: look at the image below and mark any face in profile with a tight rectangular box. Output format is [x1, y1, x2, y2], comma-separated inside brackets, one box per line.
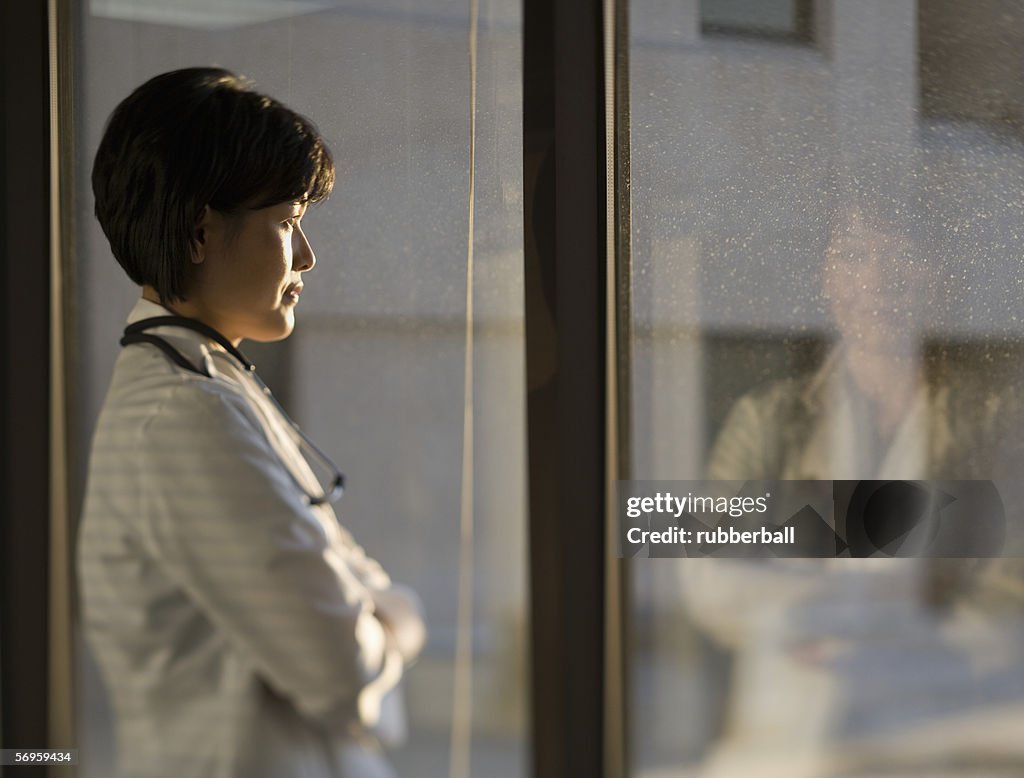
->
[186, 200, 317, 344]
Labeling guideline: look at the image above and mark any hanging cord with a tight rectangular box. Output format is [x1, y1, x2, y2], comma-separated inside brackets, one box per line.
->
[449, 0, 479, 776]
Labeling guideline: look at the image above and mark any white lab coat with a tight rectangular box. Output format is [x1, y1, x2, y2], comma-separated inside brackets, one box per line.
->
[678, 350, 1024, 776]
[77, 298, 422, 778]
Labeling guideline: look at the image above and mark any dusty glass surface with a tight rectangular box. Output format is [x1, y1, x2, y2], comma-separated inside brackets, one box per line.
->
[629, 1, 1024, 775]
[72, 2, 524, 775]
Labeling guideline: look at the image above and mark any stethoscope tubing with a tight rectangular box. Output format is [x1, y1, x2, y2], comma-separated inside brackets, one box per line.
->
[121, 315, 345, 506]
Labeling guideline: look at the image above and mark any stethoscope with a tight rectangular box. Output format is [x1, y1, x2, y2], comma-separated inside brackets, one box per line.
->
[121, 315, 345, 506]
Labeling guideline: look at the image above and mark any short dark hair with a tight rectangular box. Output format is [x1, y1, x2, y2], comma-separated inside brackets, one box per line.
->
[92, 67, 335, 303]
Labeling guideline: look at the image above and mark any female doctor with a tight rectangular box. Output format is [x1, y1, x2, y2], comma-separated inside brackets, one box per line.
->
[78, 67, 426, 778]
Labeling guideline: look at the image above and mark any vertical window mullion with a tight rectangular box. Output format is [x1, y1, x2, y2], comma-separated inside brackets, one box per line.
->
[523, 0, 612, 776]
[0, 0, 53, 759]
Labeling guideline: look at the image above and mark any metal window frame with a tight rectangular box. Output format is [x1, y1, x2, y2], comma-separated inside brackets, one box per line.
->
[1, 0, 54, 765]
[1, 1, 75, 772]
[523, 0, 630, 776]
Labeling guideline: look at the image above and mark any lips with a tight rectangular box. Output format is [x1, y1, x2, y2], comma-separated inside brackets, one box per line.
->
[284, 283, 303, 298]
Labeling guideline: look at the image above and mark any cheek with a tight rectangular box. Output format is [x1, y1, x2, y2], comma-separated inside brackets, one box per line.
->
[258, 233, 292, 279]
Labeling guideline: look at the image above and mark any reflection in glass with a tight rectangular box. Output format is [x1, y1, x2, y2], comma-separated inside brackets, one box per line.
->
[630, 0, 1024, 775]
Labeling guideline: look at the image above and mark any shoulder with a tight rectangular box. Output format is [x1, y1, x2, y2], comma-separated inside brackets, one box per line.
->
[723, 374, 810, 426]
[934, 373, 1024, 479]
[707, 374, 815, 480]
[140, 380, 263, 453]
[100, 344, 257, 437]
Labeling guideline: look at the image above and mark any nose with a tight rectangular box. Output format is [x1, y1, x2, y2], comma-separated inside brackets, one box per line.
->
[293, 224, 316, 272]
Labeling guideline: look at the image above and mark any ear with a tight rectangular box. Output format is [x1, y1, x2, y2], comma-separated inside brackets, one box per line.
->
[191, 206, 213, 264]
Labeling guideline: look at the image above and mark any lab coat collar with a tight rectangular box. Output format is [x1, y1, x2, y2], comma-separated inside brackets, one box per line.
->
[791, 345, 934, 479]
[798, 346, 842, 413]
[126, 299, 327, 499]
[125, 297, 230, 379]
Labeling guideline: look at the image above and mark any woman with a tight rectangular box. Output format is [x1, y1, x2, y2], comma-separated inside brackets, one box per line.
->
[78, 67, 426, 778]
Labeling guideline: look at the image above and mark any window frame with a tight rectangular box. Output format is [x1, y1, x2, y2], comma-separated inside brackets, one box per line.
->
[1, 0, 55, 759]
[524, 1, 629, 776]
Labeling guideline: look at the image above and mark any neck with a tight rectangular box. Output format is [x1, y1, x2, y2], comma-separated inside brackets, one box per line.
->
[141, 286, 243, 348]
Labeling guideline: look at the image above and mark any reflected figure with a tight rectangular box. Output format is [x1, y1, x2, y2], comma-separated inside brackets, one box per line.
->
[684, 199, 1024, 777]
[711, 205, 953, 481]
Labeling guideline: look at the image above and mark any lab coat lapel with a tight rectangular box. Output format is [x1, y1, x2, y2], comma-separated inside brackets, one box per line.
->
[877, 385, 931, 479]
[785, 349, 934, 480]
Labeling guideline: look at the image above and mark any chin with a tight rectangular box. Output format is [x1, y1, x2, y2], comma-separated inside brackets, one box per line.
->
[247, 318, 296, 344]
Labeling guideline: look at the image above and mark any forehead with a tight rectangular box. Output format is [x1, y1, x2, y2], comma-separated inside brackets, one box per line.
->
[255, 200, 306, 214]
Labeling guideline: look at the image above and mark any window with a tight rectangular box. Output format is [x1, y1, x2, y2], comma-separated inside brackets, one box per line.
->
[629, 0, 1024, 773]
[7, 2, 1021, 775]
[71, 2, 526, 775]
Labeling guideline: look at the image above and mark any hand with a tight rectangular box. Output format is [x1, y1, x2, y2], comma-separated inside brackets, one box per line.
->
[371, 584, 427, 663]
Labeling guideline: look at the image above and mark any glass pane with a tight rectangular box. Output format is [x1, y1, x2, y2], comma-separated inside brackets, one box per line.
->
[629, 0, 1024, 775]
[71, 3, 525, 776]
